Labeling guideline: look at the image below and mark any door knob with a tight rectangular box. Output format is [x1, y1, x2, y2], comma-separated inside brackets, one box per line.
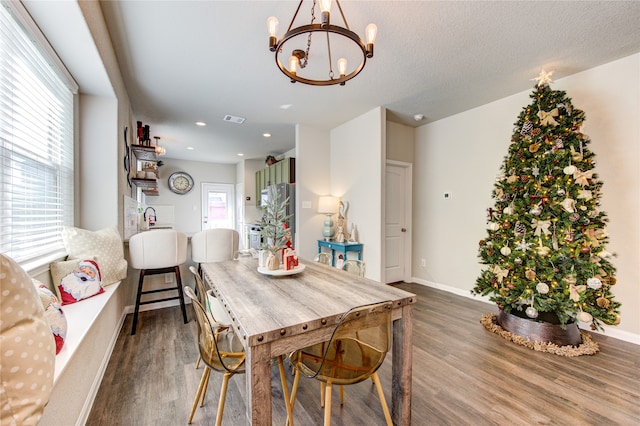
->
[401, 228, 407, 232]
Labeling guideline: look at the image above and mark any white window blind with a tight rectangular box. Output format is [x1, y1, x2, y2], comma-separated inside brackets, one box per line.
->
[0, 1, 75, 267]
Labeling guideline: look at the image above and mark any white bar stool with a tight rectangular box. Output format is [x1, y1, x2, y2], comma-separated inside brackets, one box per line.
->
[128, 229, 188, 335]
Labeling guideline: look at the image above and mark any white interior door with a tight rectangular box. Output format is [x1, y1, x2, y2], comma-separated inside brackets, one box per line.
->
[385, 162, 412, 283]
[201, 183, 235, 230]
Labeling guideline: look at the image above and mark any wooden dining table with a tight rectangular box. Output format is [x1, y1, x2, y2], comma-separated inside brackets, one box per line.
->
[201, 256, 416, 425]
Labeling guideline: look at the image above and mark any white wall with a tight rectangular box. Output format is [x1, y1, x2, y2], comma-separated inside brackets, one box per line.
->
[295, 125, 331, 260]
[413, 54, 640, 341]
[79, 94, 118, 230]
[146, 158, 237, 235]
[331, 107, 386, 281]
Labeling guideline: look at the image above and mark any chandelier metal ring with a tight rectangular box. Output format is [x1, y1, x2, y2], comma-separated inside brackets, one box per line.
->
[274, 23, 368, 86]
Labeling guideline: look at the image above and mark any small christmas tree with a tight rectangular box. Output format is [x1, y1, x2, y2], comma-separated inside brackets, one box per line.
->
[259, 185, 292, 254]
[472, 70, 620, 332]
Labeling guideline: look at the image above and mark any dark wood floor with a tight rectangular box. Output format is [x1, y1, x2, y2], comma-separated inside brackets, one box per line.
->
[87, 283, 640, 425]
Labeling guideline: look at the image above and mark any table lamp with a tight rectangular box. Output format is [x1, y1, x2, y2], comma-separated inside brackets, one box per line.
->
[317, 196, 338, 241]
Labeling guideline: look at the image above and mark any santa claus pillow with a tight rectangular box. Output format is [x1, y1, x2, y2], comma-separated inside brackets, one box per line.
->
[50, 258, 104, 305]
[31, 279, 67, 354]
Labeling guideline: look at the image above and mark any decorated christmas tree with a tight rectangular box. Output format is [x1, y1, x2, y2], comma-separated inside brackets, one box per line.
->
[472, 70, 620, 332]
[259, 185, 292, 254]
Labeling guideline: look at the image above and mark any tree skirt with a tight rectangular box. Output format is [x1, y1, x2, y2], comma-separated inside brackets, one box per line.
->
[480, 313, 599, 357]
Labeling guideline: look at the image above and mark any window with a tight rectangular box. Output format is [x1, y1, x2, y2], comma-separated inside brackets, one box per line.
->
[0, 1, 77, 268]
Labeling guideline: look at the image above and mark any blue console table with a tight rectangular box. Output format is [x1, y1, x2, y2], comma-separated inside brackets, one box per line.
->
[317, 240, 363, 267]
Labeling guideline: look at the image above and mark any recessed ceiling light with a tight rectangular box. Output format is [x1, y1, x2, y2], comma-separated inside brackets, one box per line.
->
[195, 121, 207, 126]
[280, 104, 292, 110]
[263, 133, 271, 138]
[237, 153, 244, 157]
[187, 146, 195, 150]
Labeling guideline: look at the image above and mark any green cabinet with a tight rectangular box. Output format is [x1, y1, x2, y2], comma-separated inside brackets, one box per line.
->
[255, 157, 296, 203]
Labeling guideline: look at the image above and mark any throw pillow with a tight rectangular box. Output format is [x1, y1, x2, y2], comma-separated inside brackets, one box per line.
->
[32, 279, 67, 354]
[62, 226, 127, 285]
[0, 253, 55, 425]
[50, 258, 104, 305]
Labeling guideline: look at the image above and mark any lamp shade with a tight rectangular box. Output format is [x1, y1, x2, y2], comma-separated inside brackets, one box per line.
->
[317, 196, 338, 214]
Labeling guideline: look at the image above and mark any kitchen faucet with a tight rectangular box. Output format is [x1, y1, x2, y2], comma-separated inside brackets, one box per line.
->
[143, 207, 157, 226]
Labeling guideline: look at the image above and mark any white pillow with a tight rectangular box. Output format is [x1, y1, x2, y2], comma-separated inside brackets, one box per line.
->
[0, 253, 55, 425]
[62, 227, 127, 286]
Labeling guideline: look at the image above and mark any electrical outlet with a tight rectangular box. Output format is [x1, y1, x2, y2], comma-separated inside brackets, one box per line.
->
[165, 274, 173, 283]
[421, 258, 426, 267]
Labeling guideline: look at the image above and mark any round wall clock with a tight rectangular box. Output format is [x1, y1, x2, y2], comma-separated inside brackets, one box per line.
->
[168, 171, 194, 194]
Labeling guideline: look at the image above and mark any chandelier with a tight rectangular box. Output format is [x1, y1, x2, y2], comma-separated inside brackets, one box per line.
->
[267, 0, 377, 86]
[154, 136, 166, 156]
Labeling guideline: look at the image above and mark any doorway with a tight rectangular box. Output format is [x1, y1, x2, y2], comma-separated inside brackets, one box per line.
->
[385, 161, 412, 283]
[201, 183, 235, 230]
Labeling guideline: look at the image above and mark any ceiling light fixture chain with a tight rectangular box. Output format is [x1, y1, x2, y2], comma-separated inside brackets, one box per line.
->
[267, 0, 377, 86]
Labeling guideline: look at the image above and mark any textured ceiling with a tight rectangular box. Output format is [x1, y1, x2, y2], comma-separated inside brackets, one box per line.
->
[92, 1, 640, 164]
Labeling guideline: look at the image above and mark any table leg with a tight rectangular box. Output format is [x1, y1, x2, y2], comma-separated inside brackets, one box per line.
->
[391, 304, 413, 425]
[247, 343, 272, 425]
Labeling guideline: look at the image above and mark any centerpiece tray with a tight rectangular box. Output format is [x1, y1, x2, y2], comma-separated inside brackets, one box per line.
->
[257, 263, 305, 276]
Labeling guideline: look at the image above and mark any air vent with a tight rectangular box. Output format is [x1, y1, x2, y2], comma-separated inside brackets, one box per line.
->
[223, 114, 245, 124]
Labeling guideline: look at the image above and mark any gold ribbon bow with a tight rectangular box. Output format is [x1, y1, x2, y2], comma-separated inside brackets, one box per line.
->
[537, 108, 559, 126]
[491, 265, 509, 283]
[531, 219, 551, 236]
[573, 169, 595, 187]
[569, 284, 586, 302]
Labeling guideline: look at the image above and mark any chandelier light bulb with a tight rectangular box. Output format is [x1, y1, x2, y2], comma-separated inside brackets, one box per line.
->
[365, 23, 377, 58]
[267, 16, 279, 37]
[337, 58, 347, 77]
[319, 0, 331, 26]
[289, 55, 299, 75]
[267, 16, 279, 51]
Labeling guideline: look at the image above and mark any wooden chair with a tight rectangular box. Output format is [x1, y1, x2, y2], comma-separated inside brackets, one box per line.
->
[128, 229, 188, 335]
[343, 259, 366, 277]
[314, 252, 332, 265]
[288, 301, 393, 426]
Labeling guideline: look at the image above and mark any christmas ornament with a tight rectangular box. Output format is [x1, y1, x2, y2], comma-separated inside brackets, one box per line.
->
[560, 198, 576, 213]
[569, 213, 580, 223]
[596, 297, 611, 308]
[520, 121, 533, 136]
[564, 231, 575, 243]
[577, 311, 593, 323]
[488, 222, 501, 231]
[516, 238, 532, 252]
[573, 169, 595, 187]
[538, 108, 559, 126]
[577, 190, 593, 200]
[531, 128, 541, 136]
[587, 277, 603, 289]
[536, 282, 549, 294]
[503, 221, 512, 229]
[514, 257, 523, 265]
[503, 204, 515, 215]
[500, 246, 512, 256]
[554, 139, 564, 150]
[569, 283, 585, 301]
[563, 165, 577, 175]
[557, 188, 566, 196]
[529, 205, 542, 215]
[491, 265, 509, 283]
[570, 145, 584, 162]
[532, 219, 551, 236]
[529, 143, 541, 153]
[580, 246, 591, 254]
[525, 269, 536, 281]
[507, 174, 519, 184]
[514, 222, 526, 236]
[525, 306, 539, 319]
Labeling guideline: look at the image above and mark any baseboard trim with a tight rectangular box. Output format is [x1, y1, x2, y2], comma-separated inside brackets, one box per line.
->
[410, 277, 639, 346]
[75, 308, 127, 426]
